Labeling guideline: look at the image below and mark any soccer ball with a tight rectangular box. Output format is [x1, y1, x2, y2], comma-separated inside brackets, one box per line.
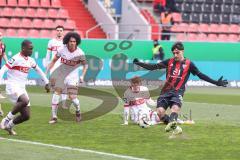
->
[139, 118, 150, 128]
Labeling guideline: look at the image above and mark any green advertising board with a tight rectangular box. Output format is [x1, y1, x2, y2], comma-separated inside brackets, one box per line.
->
[2, 38, 240, 61]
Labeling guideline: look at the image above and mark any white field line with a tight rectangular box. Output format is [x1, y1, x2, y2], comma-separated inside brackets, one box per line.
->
[0, 137, 147, 160]
[184, 101, 239, 107]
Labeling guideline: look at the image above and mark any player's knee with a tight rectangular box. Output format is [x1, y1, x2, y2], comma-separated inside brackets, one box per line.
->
[157, 107, 165, 117]
[68, 94, 77, 100]
[54, 89, 62, 95]
[171, 105, 180, 113]
[24, 114, 30, 121]
[22, 111, 30, 121]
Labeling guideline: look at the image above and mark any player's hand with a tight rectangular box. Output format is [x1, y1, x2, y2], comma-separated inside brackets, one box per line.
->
[79, 76, 84, 83]
[45, 83, 50, 93]
[133, 58, 139, 64]
[216, 76, 228, 87]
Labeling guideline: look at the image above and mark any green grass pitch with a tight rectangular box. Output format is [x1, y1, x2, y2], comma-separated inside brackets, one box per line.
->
[0, 86, 240, 160]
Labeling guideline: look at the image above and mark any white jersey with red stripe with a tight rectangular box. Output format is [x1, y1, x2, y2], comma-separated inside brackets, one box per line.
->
[5, 52, 36, 86]
[47, 38, 63, 74]
[56, 45, 86, 80]
[123, 86, 159, 125]
[123, 86, 150, 108]
[47, 38, 63, 59]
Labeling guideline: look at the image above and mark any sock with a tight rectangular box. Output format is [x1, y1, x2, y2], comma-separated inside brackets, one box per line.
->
[61, 94, 68, 108]
[161, 114, 170, 124]
[6, 119, 15, 129]
[72, 98, 80, 112]
[169, 112, 178, 122]
[51, 93, 60, 118]
[6, 112, 15, 120]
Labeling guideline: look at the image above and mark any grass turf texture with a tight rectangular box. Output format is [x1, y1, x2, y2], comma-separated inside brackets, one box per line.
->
[0, 86, 239, 160]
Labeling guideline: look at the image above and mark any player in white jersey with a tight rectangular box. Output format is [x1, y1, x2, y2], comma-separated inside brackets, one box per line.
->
[44, 25, 68, 114]
[0, 40, 50, 135]
[122, 77, 160, 127]
[46, 32, 88, 124]
[45, 25, 64, 73]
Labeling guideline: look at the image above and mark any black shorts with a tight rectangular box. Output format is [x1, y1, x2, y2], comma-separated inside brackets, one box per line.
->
[157, 91, 183, 110]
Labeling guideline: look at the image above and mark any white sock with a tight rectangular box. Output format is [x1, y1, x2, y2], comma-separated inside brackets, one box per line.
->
[51, 93, 60, 118]
[6, 119, 15, 129]
[72, 98, 80, 112]
[6, 112, 15, 120]
[61, 94, 68, 108]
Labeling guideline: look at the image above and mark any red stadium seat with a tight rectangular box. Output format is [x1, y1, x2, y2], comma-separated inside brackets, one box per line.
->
[36, 8, 48, 18]
[207, 33, 218, 41]
[187, 33, 198, 41]
[18, 29, 28, 37]
[1, 7, 14, 17]
[0, 0, 7, 6]
[25, 8, 36, 18]
[65, 20, 76, 30]
[28, 29, 40, 38]
[228, 34, 238, 42]
[40, 0, 50, 7]
[21, 18, 32, 28]
[6, 29, 17, 37]
[44, 19, 54, 29]
[218, 24, 229, 33]
[218, 34, 228, 42]
[55, 19, 65, 26]
[33, 19, 44, 29]
[209, 24, 219, 33]
[29, 0, 39, 7]
[198, 23, 209, 33]
[9, 18, 21, 28]
[51, 0, 62, 8]
[176, 33, 187, 41]
[188, 23, 198, 33]
[0, 28, 5, 35]
[58, 9, 69, 19]
[7, 0, 17, 6]
[172, 13, 182, 23]
[0, 18, 10, 27]
[48, 8, 58, 18]
[228, 24, 239, 34]
[40, 29, 51, 38]
[14, 8, 25, 17]
[197, 33, 207, 41]
[18, 0, 28, 7]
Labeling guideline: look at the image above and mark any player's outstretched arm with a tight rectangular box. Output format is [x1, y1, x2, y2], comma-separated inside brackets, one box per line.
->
[197, 73, 228, 87]
[34, 66, 50, 92]
[79, 61, 88, 83]
[0, 65, 9, 80]
[45, 55, 59, 75]
[133, 58, 166, 70]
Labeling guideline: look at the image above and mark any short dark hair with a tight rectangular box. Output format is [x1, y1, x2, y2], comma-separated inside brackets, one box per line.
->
[171, 42, 184, 51]
[63, 31, 81, 46]
[21, 39, 32, 48]
[56, 25, 64, 30]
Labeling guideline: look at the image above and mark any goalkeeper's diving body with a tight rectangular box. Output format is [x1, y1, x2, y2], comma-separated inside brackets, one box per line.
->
[133, 42, 228, 134]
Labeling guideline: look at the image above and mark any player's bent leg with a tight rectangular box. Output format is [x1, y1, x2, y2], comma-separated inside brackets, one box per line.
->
[1, 94, 29, 130]
[165, 104, 181, 133]
[67, 85, 81, 122]
[0, 104, 4, 117]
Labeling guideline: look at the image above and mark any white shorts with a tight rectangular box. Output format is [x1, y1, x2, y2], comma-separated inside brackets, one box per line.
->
[6, 85, 30, 105]
[130, 104, 151, 123]
[130, 105, 159, 125]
